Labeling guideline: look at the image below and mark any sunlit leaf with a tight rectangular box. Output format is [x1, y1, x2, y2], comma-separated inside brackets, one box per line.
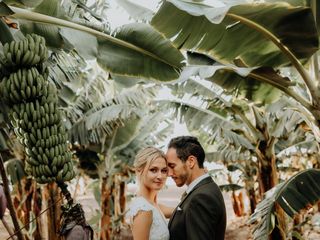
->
[152, 1, 318, 67]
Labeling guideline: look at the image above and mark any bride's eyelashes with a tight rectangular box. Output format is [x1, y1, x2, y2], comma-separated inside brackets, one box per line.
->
[149, 168, 168, 174]
[161, 168, 168, 174]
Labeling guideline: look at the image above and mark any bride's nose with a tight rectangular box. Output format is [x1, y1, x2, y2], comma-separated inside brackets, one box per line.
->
[157, 171, 164, 179]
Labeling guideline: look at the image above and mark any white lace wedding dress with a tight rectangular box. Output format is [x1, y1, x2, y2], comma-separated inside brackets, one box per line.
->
[127, 196, 170, 240]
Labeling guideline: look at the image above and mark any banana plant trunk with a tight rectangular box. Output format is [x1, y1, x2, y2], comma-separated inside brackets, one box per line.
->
[231, 190, 244, 217]
[247, 187, 257, 215]
[100, 175, 111, 240]
[227, 174, 244, 216]
[256, 139, 286, 240]
[16, 178, 42, 239]
[119, 180, 126, 222]
[43, 182, 62, 240]
[15, 178, 41, 239]
[31, 180, 42, 239]
[256, 141, 278, 194]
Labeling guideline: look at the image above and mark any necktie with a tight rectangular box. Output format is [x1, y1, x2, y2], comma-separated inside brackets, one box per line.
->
[180, 191, 187, 201]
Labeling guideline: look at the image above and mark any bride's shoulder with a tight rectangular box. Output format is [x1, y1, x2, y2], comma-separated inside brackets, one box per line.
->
[127, 197, 154, 218]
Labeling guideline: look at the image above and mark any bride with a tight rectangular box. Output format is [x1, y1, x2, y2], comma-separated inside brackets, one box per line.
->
[127, 147, 173, 240]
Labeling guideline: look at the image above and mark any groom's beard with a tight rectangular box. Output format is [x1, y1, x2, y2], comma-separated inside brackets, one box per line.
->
[173, 172, 188, 187]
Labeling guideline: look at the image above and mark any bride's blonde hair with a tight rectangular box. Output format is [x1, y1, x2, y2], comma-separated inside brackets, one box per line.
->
[134, 147, 166, 179]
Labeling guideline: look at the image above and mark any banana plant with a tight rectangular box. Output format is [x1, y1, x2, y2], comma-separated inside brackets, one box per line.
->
[0, 0, 185, 81]
[60, 68, 174, 239]
[249, 169, 320, 240]
[208, 146, 259, 214]
[162, 76, 318, 239]
[95, 108, 174, 239]
[150, 0, 320, 138]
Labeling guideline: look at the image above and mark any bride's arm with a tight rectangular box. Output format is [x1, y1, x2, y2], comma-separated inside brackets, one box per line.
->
[132, 210, 152, 240]
[159, 204, 175, 218]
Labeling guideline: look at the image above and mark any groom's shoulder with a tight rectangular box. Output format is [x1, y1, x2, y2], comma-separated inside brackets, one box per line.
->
[195, 177, 221, 193]
[194, 177, 212, 189]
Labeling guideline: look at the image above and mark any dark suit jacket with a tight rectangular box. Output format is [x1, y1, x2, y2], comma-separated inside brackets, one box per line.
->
[168, 177, 226, 240]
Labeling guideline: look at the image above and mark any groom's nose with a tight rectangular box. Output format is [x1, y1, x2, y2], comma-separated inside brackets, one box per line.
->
[168, 168, 173, 176]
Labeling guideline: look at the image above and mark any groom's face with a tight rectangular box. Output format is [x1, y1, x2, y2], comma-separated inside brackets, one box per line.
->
[166, 148, 189, 187]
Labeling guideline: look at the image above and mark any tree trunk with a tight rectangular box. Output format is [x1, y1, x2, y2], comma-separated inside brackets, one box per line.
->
[248, 187, 257, 214]
[31, 180, 42, 239]
[256, 140, 278, 194]
[256, 139, 287, 240]
[231, 190, 243, 217]
[100, 176, 111, 240]
[43, 182, 62, 240]
[119, 180, 126, 222]
[15, 178, 42, 239]
[114, 175, 120, 221]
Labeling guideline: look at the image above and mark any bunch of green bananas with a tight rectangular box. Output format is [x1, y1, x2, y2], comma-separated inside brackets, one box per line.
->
[0, 34, 75, 184]
[2, 34, 48, 67]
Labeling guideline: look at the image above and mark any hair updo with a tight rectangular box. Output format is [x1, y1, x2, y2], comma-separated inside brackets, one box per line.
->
[134, 147, 166, 174]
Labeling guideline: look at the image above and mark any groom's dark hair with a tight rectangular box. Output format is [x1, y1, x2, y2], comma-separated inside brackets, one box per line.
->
[168, 136, 205, 168]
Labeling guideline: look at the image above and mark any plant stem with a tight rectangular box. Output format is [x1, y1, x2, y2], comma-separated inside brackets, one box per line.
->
[9, 6, 179, 69]
[57, 182, 73, 205]
[227, 13, 319, 104]
[249, 72, 313, 110]
[231, 105, 263, 141]
[0, 154, 24, 240]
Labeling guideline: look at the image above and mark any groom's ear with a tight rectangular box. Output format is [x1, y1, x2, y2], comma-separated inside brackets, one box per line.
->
[187, 155, 196, 168]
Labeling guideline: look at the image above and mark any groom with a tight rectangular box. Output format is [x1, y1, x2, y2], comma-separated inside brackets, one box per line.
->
[166, 136, 226, 240]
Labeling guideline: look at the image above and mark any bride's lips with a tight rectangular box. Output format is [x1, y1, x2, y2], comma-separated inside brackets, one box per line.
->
[154, 181, 163, 184]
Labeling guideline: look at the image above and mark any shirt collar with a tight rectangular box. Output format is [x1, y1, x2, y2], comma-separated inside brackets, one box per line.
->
[186, 173, 210, 194]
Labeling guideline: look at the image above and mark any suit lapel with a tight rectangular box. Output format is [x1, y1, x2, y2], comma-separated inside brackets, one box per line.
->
[168, 177, 213, 228]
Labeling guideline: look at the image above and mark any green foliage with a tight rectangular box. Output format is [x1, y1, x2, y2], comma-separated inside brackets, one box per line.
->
[250, 169, 320, 240]
[152, 0, 318, 67]
[5, 158, 26, 185]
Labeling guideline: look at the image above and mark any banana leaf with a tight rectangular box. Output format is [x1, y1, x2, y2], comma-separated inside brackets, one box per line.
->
[0, 2, 185, 81]
[219, 183, 243, 192]
[151, 0, 318, 67]
[162, 99, 255, 150]
[4, 158, 26, 185]
[174, 59, 292, 105]
[116, 0, 154, 22]
[2, 0, 43, 8]
[249, 169, 320, 240]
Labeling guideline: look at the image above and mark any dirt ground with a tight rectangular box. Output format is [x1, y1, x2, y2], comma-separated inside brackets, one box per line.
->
[225, 217, 252, 240]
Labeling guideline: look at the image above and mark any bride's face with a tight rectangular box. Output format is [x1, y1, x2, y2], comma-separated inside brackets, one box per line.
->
[142, 157, 168, 191]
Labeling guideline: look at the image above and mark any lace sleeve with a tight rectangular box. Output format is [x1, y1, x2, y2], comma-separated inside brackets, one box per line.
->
[127, 197, 153, 221]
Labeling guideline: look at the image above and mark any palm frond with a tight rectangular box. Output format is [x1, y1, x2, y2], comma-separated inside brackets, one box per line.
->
[162, 99, 254, 150]
[206, 147, 250, 163]
[249, 169, 320, 240]
[115, 109, 175, 164]
[116, 0, 154, 22]
[69, 84, 158, 146]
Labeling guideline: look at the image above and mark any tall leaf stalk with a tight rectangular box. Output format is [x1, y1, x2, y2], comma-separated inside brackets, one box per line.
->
[0, 154, 24, 240]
